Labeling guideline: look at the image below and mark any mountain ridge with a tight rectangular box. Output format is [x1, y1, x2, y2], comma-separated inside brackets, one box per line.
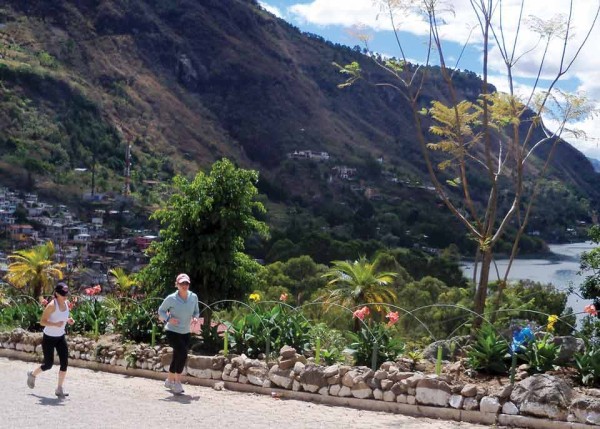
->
[0, 0, 598, 257]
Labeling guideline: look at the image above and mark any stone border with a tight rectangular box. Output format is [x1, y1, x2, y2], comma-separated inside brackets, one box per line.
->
[2, 348, 593, 429]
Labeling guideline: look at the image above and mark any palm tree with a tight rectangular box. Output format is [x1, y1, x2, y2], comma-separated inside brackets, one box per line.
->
[322, 256, 397, 331]
[4, 241, 65, 300]
[108, 267, 137, 295]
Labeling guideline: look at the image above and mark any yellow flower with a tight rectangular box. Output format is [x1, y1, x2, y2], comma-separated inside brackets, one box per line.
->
[249, 293, 261, 302]
[547, 314, 559, 332]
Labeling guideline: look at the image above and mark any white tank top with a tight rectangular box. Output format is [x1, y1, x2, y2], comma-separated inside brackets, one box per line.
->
[43, 300, 70, 337]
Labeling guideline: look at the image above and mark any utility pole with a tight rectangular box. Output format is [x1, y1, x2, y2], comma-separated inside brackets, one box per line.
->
[124, 142, 132, 196]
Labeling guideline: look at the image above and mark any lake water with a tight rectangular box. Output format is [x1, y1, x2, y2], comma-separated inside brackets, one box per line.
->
[461, 241, 598, 320]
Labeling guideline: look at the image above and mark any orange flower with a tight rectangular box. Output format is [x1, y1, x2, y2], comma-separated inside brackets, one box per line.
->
[279, 293, 288, 302]
[584, 304, 598, 317]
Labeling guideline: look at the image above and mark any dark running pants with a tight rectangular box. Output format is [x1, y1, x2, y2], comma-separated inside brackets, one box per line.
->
[40, 334, 69, 372]
[166, 330, 191, 374]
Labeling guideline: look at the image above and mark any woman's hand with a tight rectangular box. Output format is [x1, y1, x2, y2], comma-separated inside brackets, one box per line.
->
[67, 317, 75, 326]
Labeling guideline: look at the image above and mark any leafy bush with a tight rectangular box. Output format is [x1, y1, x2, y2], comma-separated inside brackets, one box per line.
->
[115, 300, 158, 343]
[0, 301, 42, 331]
[466, 324, 509, 374]
[307, 322, 347, 365]
[229, 304, 311, 358]
[574, 341, 600, 386]
[198, 323, 223, 355]
[520, 334, 561, 374]
[70, 298, 111, 336]
[348, 324, 405, 368]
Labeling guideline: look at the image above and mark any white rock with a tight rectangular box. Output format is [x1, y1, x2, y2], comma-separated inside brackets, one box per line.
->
[480, 396, 501, 413]
[383, 391, 396, 402]
[415, 387, 450, 407]
[463, 397, 479, 410]
[502, 401, 519, 415]
[338, 386, 352, 397]
[449, 394, 464, 409]
[187, 368, 212, 379]
[329, 384, 341, 396]
[373, 389, 383, 400]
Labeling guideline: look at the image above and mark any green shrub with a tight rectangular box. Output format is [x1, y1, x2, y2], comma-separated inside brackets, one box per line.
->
[70, 299, 110, 336]
[198, 323, 223, 355]
[307, 322, 346, 365]
[115, 301, 158, 343]
[348, 324, 405, 368]
[0, 301, 42, 331]
[520, 334, 561, 374]
[466, 324, 509, 374]
[229, 304, 311, 358]
[574, 341, 600, 386]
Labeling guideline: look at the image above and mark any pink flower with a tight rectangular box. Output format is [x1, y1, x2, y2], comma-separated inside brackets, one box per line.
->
[68, 301, 74, 310]
[386, 311, 400, 326]
[84, 285, 102, 296]
[352, 306, 370, 321]
[279, 293, 288, 302]
[584, 304, 598, 317]
[41, 298, 48, 307]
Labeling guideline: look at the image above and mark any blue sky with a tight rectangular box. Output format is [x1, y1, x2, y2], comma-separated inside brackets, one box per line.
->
[259, 1, 600, 160]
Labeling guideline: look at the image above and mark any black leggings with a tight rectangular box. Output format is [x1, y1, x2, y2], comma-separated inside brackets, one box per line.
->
[166, 330, 191, 374]
[40, 334, 68, 372]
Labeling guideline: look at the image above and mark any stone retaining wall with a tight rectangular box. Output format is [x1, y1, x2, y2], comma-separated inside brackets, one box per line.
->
[2, 329, 599, 428]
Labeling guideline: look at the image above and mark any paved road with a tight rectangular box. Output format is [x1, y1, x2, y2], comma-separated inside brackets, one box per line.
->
[0, 358, 490, 429]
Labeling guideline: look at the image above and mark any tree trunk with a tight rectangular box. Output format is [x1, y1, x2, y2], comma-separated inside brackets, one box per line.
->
[200, 276, 211, 330]
[472, 248, 492, 330]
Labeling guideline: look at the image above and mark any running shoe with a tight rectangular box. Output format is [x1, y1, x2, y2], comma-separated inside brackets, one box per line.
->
[172, 382, 184, 394]
[55, 386, 69, 397]
[26, 371, 35, 389]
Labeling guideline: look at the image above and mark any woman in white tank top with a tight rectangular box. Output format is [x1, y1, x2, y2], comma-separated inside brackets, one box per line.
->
[26, 282, 75, 397]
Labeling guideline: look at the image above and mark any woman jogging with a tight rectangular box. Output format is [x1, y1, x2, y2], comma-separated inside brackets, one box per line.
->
[158, 273, 200, 394]
[26, 282, 74, 397]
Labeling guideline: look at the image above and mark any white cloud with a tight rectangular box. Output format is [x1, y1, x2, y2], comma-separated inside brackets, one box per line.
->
[259, 1, 283, 18]
[289, 0, 429, 32]
[566, 114, 600, 160]
[290, 0, 600, 145]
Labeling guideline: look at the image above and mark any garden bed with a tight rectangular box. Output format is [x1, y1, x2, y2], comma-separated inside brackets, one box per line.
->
[2, 328, 600, 428]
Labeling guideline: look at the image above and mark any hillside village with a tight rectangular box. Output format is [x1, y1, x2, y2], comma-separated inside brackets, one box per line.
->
[0, 187, 155, 290]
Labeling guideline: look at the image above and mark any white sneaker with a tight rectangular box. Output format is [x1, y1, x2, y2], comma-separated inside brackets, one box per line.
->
[55, 386, 69, 397]
[164, 379, 174, 390]
[172, 382, 184, 394]
[27, 371, 35, 389]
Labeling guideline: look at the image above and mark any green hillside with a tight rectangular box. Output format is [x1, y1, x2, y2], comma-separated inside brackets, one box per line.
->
[0, 0, 598, 261]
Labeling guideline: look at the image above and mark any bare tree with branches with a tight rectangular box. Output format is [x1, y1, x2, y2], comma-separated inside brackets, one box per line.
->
[336, 0, 600, 328]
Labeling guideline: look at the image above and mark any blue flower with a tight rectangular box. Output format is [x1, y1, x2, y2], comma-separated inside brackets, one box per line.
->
[511, 326, 534, 353]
